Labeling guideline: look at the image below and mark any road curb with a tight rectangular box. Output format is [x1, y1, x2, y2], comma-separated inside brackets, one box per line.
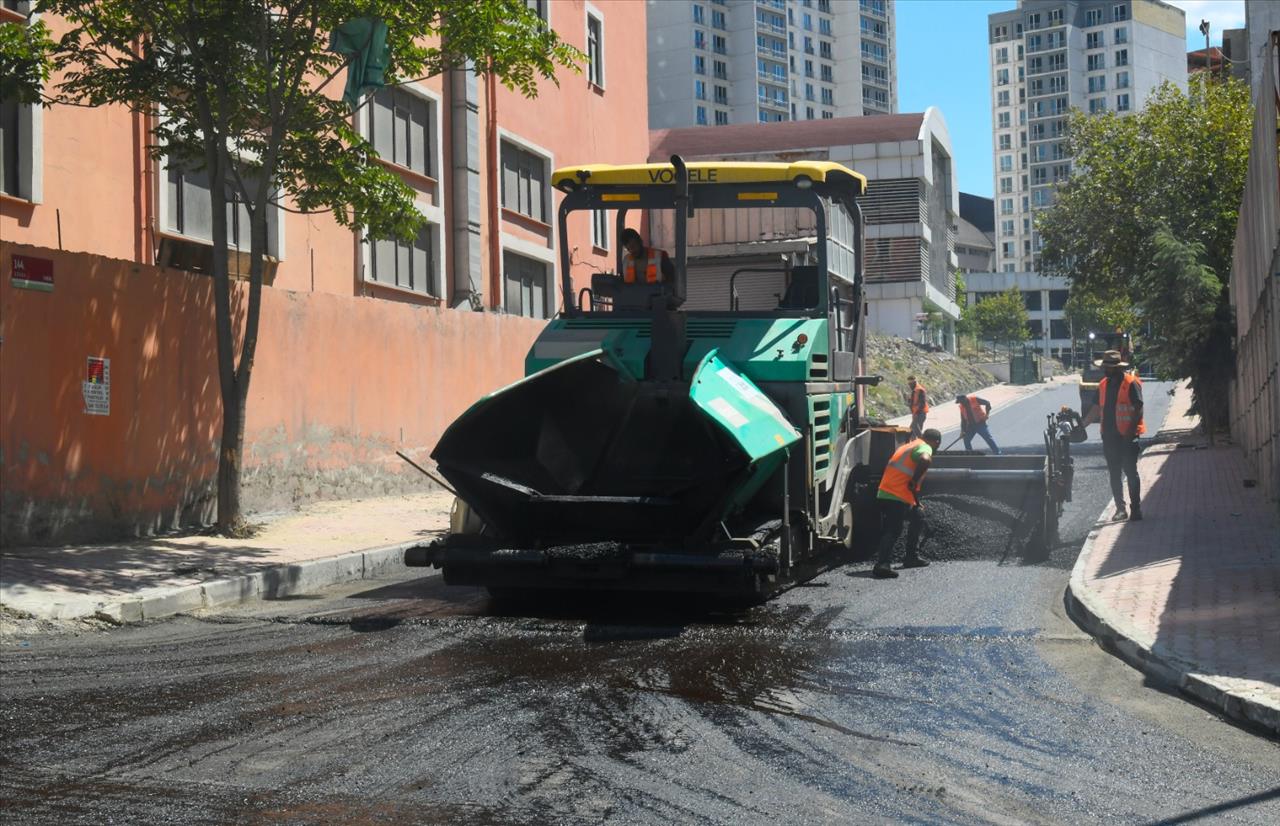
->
[1064, 460, 1280, 736]
[84, 540, 424, 625]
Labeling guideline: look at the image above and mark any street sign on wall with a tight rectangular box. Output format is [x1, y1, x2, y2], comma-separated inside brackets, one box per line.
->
[11, 255, 54, 292]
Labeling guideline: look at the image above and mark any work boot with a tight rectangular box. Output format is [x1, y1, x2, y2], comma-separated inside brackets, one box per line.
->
[1130, 504, 1143, 521]
[872, 564, 899, 579]
[900, 556, 929, 569]
[1114, 504, 1128, 521]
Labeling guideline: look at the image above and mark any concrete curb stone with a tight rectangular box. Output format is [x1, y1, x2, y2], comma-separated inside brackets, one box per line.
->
[1064, 439, 1280, 736]
[78, 539, 427, 625]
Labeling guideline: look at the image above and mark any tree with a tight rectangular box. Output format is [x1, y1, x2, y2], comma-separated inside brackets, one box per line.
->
[8, 1, 581, 532]
[1037, 74, 1252, 424]
[969, 287, 1029, 348]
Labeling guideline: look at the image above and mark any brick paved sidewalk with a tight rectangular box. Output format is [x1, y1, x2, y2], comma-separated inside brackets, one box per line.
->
[1068, 381, 1280, 733]
[1, 491, 453, 623]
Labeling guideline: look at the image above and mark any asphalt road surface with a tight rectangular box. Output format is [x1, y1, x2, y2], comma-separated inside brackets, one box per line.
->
[4, 381, 1279, 825]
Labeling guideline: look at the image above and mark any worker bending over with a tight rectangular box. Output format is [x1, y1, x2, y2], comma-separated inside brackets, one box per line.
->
[873, 428, 942, 579]
[955, 394, 1001, 454]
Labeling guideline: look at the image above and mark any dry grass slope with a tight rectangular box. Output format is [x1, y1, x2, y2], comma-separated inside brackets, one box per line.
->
[862, 333, 999, 420]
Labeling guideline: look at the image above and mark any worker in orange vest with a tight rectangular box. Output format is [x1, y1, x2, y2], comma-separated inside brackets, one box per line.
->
[620, 228, 673, 285]
[955, 394, 1001, 454]
[873, 428, 942, 578]
[1083, 350, 1145, 520]
[905, 375, 929, 438]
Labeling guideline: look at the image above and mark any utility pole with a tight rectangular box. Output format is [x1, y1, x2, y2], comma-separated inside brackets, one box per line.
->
[1199, 19, 1211, 74]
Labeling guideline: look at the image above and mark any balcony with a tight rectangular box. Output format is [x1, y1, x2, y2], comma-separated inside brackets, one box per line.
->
[860, 26, 888, 42]
[861, 72, 890, 88]
[758, 95, 789, 111]
[756, 19, 786, 36]
[757, 70, 787, 84]
[860, 47, 888, 65]
[757, 0, 785, 8]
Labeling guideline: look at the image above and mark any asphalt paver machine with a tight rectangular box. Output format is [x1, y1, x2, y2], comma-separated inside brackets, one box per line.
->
[405, 157, 1069, 600]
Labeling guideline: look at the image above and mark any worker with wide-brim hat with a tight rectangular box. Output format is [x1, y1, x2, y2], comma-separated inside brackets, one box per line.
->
[1082, 349, 1145, 520]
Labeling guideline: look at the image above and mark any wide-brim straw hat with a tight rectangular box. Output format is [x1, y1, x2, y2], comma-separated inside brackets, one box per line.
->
[1093, 349, 1130, 368]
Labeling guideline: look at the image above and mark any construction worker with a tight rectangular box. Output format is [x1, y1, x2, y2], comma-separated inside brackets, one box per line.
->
[955, 394, 1001, 454]
[872, 428, 942, 579]
[1082, 350, 1145, 520]
[619, 228, 673, 284]
[905, 375, 928, 438]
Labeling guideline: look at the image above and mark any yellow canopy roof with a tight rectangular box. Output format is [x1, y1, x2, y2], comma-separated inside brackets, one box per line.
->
[551, 161, 866, 194]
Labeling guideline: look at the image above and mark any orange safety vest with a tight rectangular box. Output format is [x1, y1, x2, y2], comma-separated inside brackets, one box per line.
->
[878, 438, 930, 506]
[910, 384, 929, 415]
[1099, 373, 1145, 437]
[958, 395, 988, 427]
[623, 247, 665, 284]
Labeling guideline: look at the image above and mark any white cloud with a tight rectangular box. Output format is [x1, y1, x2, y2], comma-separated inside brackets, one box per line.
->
[1165, 0, 1247, 47]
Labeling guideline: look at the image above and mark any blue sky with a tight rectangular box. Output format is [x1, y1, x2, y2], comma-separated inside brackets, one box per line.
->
[895, 0, 1247, 199]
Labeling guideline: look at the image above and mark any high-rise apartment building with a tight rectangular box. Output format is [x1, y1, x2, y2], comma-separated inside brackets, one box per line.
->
[987, 0, 1185, 273]
[647, 0, 897, 130]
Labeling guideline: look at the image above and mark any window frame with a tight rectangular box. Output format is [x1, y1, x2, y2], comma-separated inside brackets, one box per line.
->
[0, 0, 43, 203]
[500, 235, 557, 320]
[585, 4, 606, 90]
[366, 83, 439, 181]
[498, 128, 554, 227]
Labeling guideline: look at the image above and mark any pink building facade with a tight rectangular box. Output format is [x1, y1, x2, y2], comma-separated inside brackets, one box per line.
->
[0, 2, 650, 544]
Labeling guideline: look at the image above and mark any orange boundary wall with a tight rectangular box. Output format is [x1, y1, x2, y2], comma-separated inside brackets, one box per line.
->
[1, 243, 544, 545]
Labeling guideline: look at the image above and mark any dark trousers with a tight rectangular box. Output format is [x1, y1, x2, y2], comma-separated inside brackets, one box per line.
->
[876, 499, 924, 566]
[1102, 434, 1141, 508]
[962, 422, 1001, 453]
[909, 412, 927, 439]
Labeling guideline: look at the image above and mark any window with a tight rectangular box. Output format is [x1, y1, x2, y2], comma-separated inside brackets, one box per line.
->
[1000, 177, 1013, 194]
[822, 110, 833, 119]
[694, 80, 706, 100]
[1049, 75, 1067, 93]
[503, 251, 550, 319]
[1023, 290, 1042, 311]
[996, 68, 1010, 86]
[999, 155, 1014, 172]
[712, 10, 726, 29]
[820, 64, 832, 83]
[523, 0, 548, 20]
[1114, 27, 1128, 44]
[1050, 319, 1070, 339]
[1048, 8, 1064, 25]
[587, 11, 604, 87]
[694, 56, 706, 75]
[714, 85, 728, 104]
[998, 90, 1010, 106]
[713, 60, 727, 79]
[1027, 12, 1041, 29]
[714, 110, 729, 125]
[712, 34, 726, 54]
[821, 88, 833, 105]
[1086, 8, 1103, 26]
[995, 47, 1009, 64]
[1032, 168, 1048, 185]
[1114, 49, 1128, 67]
[806, 106, 815, 119]
[999, 134, 1012, 150]
[1002, 242, 1016, 258]
[819, 18, 831, 36]
[1089, 97, 1106, 114]
[803, 12, 812, 30]
[1000, 197, 1014, 215]
[992, 24, 1008, 40]
[1027, 319, 1043, 338]
[1088, 75, 1106, 93]
[805, 82, 814, 101]
[804, 59, 814, 78]
[369, 87, 434, 178]
[590, 209, 609, 251]
[694, 30, 705, 50]
[500, 140, 548, 223]
[165, 161, 270, 253]
[696, 105, 708, 125]
[693, 4, 704, 24]
[1113, 4, 1128, 22]
[1116, 93, 1130, 112]
[1116, 71, 1130, 89]
[1027, 34, 1042, 53]
[1087, 53, 1104, 71]
[1046, 32, 1065, 49]
[370, 222, 436, 296]
[819, 40, 831, 59]
[1001, 219, 1015, 237]
[1086, 31, 1102, 49]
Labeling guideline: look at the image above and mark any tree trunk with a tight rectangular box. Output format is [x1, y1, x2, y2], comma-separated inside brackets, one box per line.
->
[216, 381, 247, 528]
